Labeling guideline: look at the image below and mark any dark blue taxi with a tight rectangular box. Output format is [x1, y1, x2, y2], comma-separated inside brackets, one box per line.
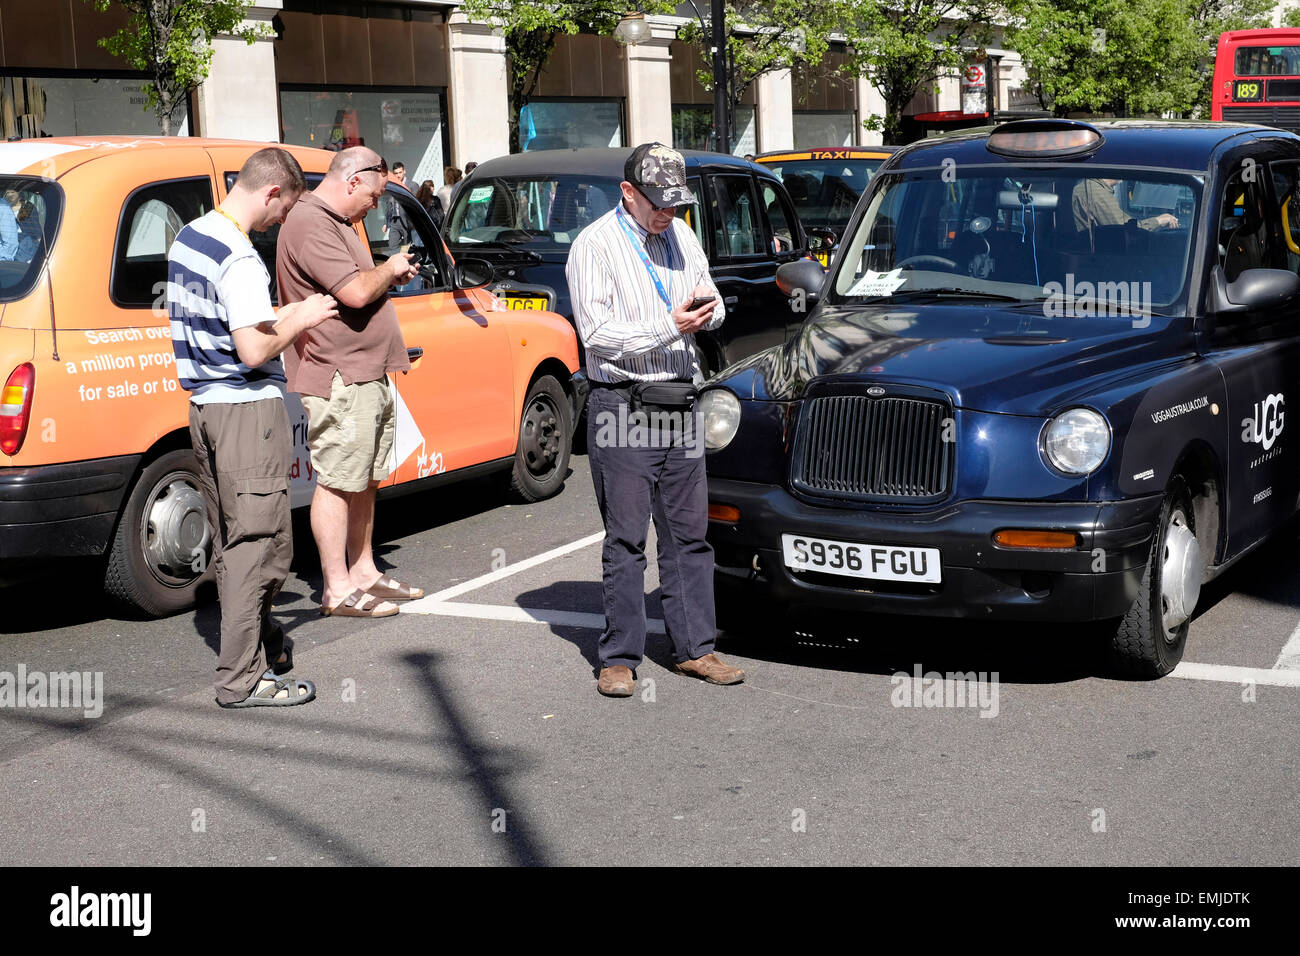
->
[699, 118, 1300, 677]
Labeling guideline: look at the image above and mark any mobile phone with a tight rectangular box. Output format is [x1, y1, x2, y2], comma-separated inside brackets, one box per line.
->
[687, 295, 717, 311]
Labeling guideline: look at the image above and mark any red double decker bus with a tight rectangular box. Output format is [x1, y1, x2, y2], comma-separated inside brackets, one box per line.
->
[1213, 28, 1300, 130]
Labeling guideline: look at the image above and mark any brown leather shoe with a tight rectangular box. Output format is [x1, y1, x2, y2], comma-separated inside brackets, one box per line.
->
[673, 653, 746, 685]
[597, 665, 635, 697]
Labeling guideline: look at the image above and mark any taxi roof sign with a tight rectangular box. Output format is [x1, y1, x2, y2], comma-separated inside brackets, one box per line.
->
[986, 119, 1105, 159]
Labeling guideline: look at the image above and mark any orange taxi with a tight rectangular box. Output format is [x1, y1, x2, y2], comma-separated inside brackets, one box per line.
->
[0, 137, 585, 617]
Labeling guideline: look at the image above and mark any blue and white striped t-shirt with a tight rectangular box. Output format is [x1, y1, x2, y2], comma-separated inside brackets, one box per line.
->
[167, 210, 285, 405]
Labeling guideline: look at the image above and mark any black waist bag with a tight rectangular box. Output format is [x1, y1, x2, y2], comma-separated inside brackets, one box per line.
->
[629, 381, 697, 412]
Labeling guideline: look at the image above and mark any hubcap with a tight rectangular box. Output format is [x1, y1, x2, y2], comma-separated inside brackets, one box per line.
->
[1160, 506, 1202, 634]
[521, 396, 561, 478]
[140, 471, 211, 586]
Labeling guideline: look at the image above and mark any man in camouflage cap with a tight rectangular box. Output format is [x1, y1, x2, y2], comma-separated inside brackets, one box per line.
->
[565, 142, 747, 699]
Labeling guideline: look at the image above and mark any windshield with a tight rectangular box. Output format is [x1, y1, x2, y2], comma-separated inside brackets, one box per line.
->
[446, 175, 623, 250]
[764, 159, 883, 230]
[831, 165, 1201, 325]
[0, 177, 62, 303]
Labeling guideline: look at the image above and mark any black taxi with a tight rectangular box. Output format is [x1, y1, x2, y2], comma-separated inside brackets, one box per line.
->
[443, 147, 807, 378]
[755, 145, 898, 265]
[699, 118, 1300, 677]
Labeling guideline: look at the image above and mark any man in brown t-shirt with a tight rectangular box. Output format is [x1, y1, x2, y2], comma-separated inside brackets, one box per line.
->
[276, 146, 424, 617]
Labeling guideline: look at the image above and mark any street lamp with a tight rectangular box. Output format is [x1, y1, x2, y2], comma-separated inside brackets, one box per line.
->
[614, 3, 730, 154]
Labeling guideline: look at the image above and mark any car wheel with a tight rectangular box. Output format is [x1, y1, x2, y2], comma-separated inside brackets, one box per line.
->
[1110, 475, 1201, 678]
[103, 448, 214, 617]
[509, 375, 572, 502]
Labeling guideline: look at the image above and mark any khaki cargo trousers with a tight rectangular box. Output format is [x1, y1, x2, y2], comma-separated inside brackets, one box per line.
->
[189, 399, 293, 704]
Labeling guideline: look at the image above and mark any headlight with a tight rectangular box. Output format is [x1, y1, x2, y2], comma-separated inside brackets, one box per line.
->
[1041, 408, 1110, 475]
[699, 389, 741, 450]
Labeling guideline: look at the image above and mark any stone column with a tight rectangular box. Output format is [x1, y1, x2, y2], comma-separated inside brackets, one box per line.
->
[624, 20, 676, 146]
[856, 76, 885, 146]
[447, 14, 510, 165]
[194, 3, 281, 141]
[756, 69, 793, 152]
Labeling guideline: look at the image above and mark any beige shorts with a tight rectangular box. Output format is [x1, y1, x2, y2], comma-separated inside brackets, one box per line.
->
[301, 371, 394, 493]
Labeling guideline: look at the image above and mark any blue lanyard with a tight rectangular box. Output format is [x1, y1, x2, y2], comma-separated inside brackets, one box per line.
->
[615, 205, 674, 311]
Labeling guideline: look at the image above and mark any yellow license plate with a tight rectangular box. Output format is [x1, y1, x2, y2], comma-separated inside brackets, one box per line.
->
[503, 296, 547, 310]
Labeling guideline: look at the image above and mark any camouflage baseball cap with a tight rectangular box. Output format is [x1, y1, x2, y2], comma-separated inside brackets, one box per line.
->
[624, 142, 696, 208]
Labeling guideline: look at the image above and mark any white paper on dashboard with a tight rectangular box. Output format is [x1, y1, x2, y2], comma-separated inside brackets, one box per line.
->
[846, 268, 906, 296]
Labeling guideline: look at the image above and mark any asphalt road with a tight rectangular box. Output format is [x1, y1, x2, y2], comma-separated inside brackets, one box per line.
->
[1, 456, 1298, 866]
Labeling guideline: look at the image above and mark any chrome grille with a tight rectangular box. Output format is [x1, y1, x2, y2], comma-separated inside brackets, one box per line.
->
[792, 395, 952, 501]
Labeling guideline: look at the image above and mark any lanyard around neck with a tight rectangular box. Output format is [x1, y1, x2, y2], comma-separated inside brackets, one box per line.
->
[215, 206, 249, 241]
[615, 205, 673, 312]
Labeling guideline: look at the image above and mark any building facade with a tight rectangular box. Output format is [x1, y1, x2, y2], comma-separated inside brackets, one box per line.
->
[1, 0, 1030, 187]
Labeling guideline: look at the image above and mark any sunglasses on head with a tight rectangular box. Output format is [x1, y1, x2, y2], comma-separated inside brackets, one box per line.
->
[354, 160, 388, 177]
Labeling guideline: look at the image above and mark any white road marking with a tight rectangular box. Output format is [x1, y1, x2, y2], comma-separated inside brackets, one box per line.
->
[400, 600, 665, 634]
[1272, 621, 1300, 671]
[399, 532, 1300, 689]
[1171, 662, 1300, 687]
[404, 531, 604, 608]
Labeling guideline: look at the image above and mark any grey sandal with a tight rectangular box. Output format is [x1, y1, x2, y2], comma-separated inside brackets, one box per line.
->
[219, 670, 316, 708]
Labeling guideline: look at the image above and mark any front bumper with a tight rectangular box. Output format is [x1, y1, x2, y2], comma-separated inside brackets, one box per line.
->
[0, 454, 140, 571]
[707, 478, 1163, 622]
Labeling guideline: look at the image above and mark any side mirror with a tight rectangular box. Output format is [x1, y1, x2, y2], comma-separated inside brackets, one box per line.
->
[776, 258, 827, 304]
[1208, 264, 1300, 316]
[455, 256, 494, 289]
[807, 226, 837, 253]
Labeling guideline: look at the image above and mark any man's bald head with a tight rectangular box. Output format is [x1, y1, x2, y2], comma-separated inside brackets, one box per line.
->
[326, 147, 386, 183]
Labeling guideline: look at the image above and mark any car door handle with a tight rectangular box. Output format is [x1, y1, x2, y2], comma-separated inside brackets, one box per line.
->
[407, 347, 424, 361]
[724, 296, 738, 305]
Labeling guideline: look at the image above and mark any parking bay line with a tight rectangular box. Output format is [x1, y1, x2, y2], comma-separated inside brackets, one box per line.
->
[402, 531, 605, 609]
[403, 600, 1300, 687]
[398, 533, 1300, 688]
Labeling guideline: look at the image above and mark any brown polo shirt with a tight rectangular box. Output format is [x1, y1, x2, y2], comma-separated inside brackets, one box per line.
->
[276, 191, 410, 399]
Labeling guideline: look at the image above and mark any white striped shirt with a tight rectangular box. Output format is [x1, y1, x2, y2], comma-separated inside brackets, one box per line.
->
[566, 202, 724, 383]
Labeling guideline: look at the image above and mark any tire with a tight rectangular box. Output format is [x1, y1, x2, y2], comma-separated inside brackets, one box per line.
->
[1109, 475, 1202, 678]
[509, 374, 572, 502]
[103, 448, 214, 618]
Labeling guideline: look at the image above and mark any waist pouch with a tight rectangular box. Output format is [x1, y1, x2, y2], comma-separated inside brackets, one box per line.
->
[629, 381, 697, 412]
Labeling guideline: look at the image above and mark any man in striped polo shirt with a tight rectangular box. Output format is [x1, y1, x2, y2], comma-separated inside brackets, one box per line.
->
[567, 142, 746, 697]
[168, 148, 338, 708]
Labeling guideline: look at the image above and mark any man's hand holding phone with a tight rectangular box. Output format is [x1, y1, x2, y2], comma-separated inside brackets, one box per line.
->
[673, 287, 717, 334]
[387, 251, 419, 285]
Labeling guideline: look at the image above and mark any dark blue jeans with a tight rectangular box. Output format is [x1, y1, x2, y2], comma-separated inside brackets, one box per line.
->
[586, 387, 717, 671]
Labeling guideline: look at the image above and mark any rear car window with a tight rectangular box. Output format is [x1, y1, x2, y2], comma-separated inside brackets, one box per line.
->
[0, 177, 63, 303]
[112, 177, 213, 308]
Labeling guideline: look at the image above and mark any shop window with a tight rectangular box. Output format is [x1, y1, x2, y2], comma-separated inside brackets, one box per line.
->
[671, 106, 756, 156]
[793, 112, 855, 149]
[1, 74, 189, 138]
[519, 99, 624, 151]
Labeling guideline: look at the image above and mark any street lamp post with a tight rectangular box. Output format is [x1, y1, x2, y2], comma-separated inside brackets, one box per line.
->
[616, 4, 730, 154]
[710, 0, 730, 154]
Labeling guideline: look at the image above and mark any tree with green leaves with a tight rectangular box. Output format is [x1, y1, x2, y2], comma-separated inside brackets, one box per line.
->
[1009, 0, 1272, 119]
[458, 1, 676, 153]
[87, 0, 266, 135]
[836, 0, 1012, 145]
[677, 1, 841, 150]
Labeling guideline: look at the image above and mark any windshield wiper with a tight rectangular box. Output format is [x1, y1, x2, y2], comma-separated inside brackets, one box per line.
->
[890, 288, 1027, 302]
[452, 241, 542, 264]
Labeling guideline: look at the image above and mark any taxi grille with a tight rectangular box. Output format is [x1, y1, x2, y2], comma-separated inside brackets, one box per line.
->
[792, 395, 952, 502]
